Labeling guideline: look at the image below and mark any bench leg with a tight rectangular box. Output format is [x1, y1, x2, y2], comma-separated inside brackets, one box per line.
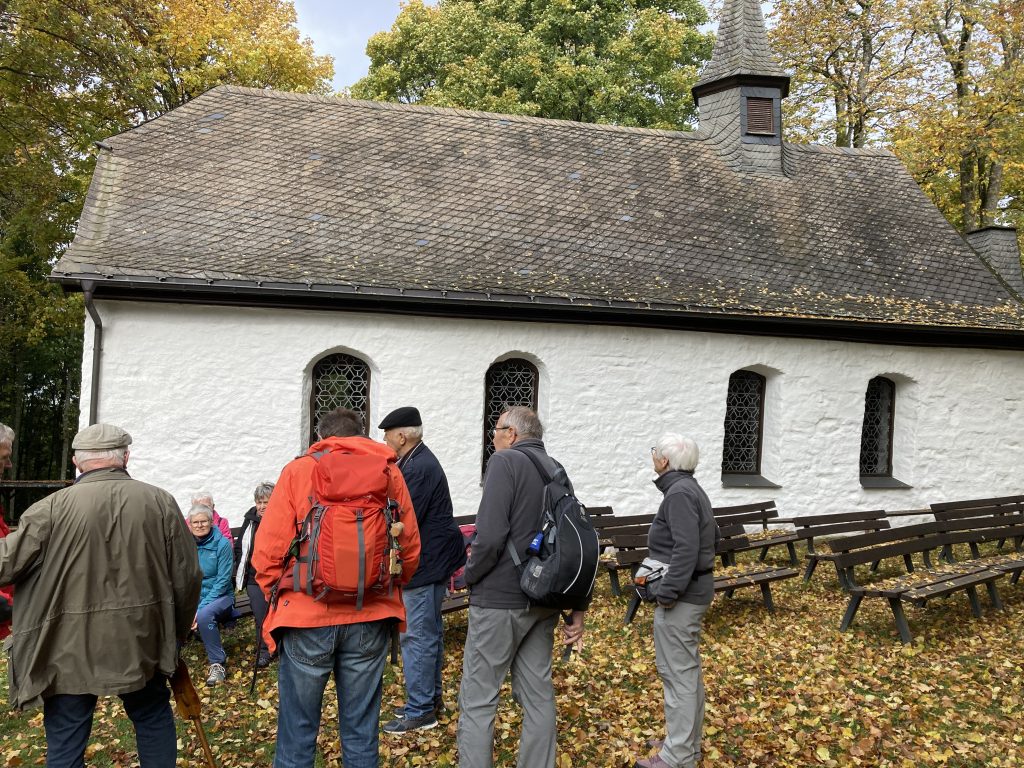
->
[608, 570, 622, 597]
[758, 545, 769, 562]
[888, 598, 914, 644]
[986, 581, 1004, 611]
[786, 542, 798, 567]
[840, 594, 863, 631]
[903, 553, 915, 573]
[940, 544, 953, 564]
[803, 557, 818, 583]
[965, 586, 982, 618]
[923, 550, 934, 569]
[759, 583, 776, 613]
[870, 559, 881, 573]
[1012, 571, 1021, 586]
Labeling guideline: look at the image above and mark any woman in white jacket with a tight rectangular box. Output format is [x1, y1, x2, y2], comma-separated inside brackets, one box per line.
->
[233, 482, 276, 667]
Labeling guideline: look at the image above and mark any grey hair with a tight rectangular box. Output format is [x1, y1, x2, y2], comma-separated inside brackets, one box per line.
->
[501, 406, 543, 439]
[188, 503, 214, 521]
[191, 491, 214, 507]
[74, 447, 128, 467]
[0, 423, 14, 446]
[254, 482, 276, 502]
[654, 433, 700, 472]
[396, 425, 423, 441]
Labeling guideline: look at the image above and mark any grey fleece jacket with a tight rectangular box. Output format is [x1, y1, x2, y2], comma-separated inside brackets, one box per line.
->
[465, 439, 587, 610]
[646, 470, 719, 606]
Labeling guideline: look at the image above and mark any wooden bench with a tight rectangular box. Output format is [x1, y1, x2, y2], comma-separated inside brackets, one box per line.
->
[713, 500, 798, 566]
[940, 513, 1024, 585]
[833, 523, 1007, 643]
[825, 520, 943, 589]
[792, 510, 889, 583]
[594, 512, 657, 596]
[714, 523, 800, 612]
[932, 497, 1024, 558]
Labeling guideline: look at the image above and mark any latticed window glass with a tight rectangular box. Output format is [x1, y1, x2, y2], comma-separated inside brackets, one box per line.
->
[722, 370, 765, 474]
[860, 377, 895, 476]
[483, 359, 539, 474]
[309, 353, 370, 443]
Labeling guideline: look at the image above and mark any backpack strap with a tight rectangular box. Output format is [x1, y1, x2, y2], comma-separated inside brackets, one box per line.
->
[505, 447, 556, 570]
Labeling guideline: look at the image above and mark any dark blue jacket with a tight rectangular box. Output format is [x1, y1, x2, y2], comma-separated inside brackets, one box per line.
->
[398, 442, 466, 589]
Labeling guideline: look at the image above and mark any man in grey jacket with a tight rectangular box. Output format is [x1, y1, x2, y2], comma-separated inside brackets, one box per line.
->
[634, 433, 719, 768]
[457, 407, 586, 768]
[0, 423, 202, 768]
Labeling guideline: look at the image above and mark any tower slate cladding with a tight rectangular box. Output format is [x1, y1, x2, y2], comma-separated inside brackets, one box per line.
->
[692, 0, 792, 174]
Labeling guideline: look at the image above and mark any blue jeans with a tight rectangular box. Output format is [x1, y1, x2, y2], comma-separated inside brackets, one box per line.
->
[274, 621, 389, 768]
[399, 582, 446, 718]
[43, 675, 176, 768]
[196, 594, 234, 665]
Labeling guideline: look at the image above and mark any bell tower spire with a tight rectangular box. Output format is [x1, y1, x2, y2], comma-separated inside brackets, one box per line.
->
[692, 0, 792, 173]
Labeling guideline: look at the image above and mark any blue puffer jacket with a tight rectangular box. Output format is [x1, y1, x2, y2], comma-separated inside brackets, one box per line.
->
[196, 530, 234, 610]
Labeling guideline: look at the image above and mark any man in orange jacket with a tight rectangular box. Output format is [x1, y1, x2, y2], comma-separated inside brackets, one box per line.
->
[252, 407, 420, 768]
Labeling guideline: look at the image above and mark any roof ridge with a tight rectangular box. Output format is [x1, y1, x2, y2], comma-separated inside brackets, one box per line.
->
[203, 84, 703, 140]
[784, 141, 896, 158]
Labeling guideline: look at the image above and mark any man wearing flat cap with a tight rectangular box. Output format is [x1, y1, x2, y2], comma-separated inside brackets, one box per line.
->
[379, 406, 466, 734]
[0, 423, 201, 767]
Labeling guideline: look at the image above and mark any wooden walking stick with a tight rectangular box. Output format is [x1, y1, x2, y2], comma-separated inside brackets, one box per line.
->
[170, 659, 219, 768]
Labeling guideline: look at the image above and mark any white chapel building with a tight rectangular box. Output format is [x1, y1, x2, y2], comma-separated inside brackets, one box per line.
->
[53, 0, 1024, 525]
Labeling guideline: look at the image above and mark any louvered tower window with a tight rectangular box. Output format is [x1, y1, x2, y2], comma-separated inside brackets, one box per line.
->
[722, 370, 766, 474]
[859, 377, 895, 477]
[310, 353, 370, 443]
[746, 97, 775, 135]
[483, 358, 539, 474]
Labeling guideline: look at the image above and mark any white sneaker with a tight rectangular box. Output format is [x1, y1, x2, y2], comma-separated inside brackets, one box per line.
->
[205, 663, 226, 686]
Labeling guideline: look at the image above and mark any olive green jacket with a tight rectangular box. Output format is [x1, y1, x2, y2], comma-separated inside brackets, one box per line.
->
[0, 468, 202, 709]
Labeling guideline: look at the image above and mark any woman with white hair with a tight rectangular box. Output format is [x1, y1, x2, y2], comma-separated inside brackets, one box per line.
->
[633, 434, 719, 768]
[189, 503, 235, 686]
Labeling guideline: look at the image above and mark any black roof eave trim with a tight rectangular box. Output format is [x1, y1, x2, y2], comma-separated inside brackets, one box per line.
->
[692, 73, 792, 103]
[51, 272, 1024, 350]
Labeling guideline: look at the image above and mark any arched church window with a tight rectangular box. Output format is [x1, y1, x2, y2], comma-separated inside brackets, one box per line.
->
[860, 377, 895, 477]
[310, 353, 370, 443]
[722, 370, 765, 475]
[483, 358, 538, 475]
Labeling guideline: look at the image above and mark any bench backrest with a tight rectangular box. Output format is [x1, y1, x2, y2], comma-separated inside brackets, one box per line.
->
[930, 495, 1024, 515]
[713, 500, 778, 530]
[831, 531, 946, 571]
[827, 520, 943, 554]
[932, 502, 1024, 522]
[793, 510, 888, 542]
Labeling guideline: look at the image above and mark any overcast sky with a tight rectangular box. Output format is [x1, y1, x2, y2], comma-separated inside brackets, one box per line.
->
[292, 1, 436, 92]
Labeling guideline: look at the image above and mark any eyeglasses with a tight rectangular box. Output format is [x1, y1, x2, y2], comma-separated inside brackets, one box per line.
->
[190, 520, 212, 528]
[491, 426, 513, 436]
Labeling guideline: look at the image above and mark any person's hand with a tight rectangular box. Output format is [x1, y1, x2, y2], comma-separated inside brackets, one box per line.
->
[191, 614, 198, 631]
[560, 610, 585, 651]
[657, 597, 676, 610]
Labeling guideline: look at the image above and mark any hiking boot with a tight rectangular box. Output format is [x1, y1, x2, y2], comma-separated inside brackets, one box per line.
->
[382, 712, 438, 734]
[205, 663, 226, 686]
[633, 755, 673, 768]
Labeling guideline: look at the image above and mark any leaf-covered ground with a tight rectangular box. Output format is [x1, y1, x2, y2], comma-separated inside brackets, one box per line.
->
[3, 548, 1023, 767]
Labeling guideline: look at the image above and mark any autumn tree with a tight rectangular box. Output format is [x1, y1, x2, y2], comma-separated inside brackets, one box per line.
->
[0, 0, 333, 510]
[350, 0, 714, 130]
[892, 0, 1024, 232]
[771, 0, 924, 147]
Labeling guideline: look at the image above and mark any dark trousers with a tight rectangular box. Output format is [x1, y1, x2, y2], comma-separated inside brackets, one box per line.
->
[246, 582, 270, 655]
[43, 674, 176, 768]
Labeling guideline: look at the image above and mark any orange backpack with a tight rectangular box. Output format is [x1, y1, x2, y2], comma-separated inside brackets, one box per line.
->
[276, 447, 406, 610]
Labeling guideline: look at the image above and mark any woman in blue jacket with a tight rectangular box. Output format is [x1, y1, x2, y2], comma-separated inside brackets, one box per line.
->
[189, 503, 235, 686]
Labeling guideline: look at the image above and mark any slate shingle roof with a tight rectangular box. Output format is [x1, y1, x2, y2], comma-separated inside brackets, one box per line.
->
[693, 0, 790, 93]
[54, 86, 1024, 331]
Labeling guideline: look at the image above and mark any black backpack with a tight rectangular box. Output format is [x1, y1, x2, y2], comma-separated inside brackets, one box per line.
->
[505, 448, 600, 609]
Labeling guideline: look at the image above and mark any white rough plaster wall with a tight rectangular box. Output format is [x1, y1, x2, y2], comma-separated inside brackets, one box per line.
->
[79, 301, 1024, 528]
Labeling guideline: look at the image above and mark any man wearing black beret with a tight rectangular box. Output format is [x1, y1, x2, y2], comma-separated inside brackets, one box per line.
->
[379, 407, 466, 734]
